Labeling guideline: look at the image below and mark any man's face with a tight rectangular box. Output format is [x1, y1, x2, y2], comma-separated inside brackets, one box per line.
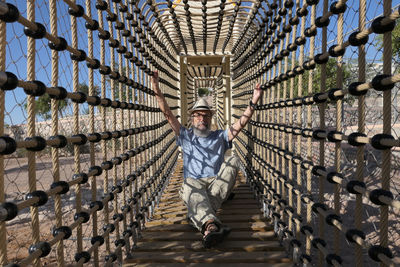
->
[191, 111, 212, 131]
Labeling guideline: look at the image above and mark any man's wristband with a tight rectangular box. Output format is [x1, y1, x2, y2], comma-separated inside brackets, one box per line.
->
[249, 100, 257, 109]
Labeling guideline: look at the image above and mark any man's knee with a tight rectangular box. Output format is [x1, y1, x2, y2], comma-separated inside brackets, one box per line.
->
[180, 178, 207, 204]
[180, 179, 194, 203]
[225, 155, 240, 169]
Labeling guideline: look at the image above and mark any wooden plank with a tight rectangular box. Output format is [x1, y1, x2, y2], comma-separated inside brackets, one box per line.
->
[134, 240, 284, 252]
[154, 209, 187, 218]
[186, 55, 224, 66]
[159, 183, 253, 191]
[166, 181, 181, 184]
[124, 165, 292, 267]
[157, 198, 259, 207]
[123, 263, 293, 267]
[160, 193, 256, 200]
[146, 217, 270, 227]
[155, 208, 265, 219]
[148, 214, 270, 226]
[153, 207, 263, 219]
[163, 186, 181, 189]
[159, 196, 259, 203]
[149, 213, 187, 221]
[146, 217, 187, 226]
[163, 189, 180, 193]
[124, 251, 291, 264]
[230, 190, 255, 194]
[156, 202, 185, 208]
[139, 230, 278, 241]
[155, 204, 260, 215]
[161, 189, 179, 193]
[219, 204, 260, 210]
[160, 197, 185, 202]
[217, 214, 267, 222]
[144, 222, 273, 232]
[218, 208, 262, 215]
[153, 207, 187, 214]
[221, 199, 261, 205]
[224, 193, 256, 199]
[233, 185, 253, 189]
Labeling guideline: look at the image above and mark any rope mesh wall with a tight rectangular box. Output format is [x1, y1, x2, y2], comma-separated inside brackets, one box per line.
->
[231, 0, 400, 266]
[0, 0, 399, 266]
[0, 0, 180, 265]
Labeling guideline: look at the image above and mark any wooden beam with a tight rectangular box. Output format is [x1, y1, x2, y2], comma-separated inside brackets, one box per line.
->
[186, 55, 223, 66]
[223, 56, 231, 129]
[179, 56, 188, 126]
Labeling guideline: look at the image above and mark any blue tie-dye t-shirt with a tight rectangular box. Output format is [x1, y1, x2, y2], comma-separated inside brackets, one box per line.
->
[176, 126, 232, 179]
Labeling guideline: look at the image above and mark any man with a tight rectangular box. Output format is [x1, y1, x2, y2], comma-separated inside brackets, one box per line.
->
[151, 71, 262, 248]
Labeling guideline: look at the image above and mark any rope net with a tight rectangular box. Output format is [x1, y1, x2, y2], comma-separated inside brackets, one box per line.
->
[0, 0, 399, 266]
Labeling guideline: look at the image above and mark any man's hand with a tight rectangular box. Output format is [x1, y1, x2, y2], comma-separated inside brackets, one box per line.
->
[151, 70, 161, 96]
[150, 70, 182, 136]
[228, 83, 263, 141]
[251, 83, 263, 104]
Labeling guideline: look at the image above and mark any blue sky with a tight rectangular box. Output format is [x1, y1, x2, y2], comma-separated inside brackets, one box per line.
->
[3, 0, 398, 126]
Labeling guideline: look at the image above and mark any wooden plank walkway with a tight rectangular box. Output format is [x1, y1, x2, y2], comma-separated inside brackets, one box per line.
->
[124, 159, 292, 266]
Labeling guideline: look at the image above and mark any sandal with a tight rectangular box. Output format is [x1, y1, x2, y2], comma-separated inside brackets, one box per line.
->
[202, 220, 225, 248]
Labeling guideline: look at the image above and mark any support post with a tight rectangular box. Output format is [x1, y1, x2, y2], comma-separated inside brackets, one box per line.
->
[223, 56, 231, 129]
[179, 56, 188, 126]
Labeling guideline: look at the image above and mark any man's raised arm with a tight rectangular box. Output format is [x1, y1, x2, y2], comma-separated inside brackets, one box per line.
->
[151, 71, 181, 136]
[227, 83, 263, 141]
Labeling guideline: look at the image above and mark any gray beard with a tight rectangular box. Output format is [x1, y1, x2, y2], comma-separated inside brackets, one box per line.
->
[192, 126, 211, 137]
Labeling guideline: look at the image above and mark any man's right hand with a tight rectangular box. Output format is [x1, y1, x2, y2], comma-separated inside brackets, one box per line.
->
[150, 70, 181, 136]
[151, 70, 161, 95]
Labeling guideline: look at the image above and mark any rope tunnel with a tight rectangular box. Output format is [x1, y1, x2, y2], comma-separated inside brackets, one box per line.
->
[0, 0, 399, 266]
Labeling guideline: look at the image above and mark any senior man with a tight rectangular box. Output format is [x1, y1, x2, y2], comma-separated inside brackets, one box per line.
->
[151, 71, 262, 248]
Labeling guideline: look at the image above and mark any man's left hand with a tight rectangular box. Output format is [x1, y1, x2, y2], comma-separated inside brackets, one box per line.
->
[251, 83, 263, 104]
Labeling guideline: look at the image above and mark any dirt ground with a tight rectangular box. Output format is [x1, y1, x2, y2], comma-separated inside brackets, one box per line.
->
[3, 152, 145, 266]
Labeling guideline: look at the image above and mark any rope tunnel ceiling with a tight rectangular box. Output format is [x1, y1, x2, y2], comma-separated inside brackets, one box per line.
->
[148, 0, 246, 54]
[138, 0, 265, 90]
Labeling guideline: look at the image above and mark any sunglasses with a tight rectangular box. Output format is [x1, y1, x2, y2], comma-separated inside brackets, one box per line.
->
[191, 113, 212, 119]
